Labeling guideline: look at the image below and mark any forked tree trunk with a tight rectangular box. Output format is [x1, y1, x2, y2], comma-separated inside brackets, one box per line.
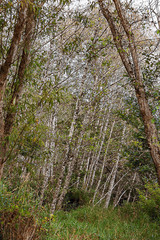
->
[98, 0, 160, 185]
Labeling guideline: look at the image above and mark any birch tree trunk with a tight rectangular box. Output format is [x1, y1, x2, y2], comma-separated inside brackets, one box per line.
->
[83, 151, 92, 188]
[51, 98, 79, 213]
[90, 105, 111, 188]
[82, 103, 100, 190]
[85, 111, 106, 190]
[92, 119, 115, 203]
[101, 167, 114, 200]
[76, 152, 86, 188]
[56, 130, 83, 209]
[40, 112, 57, 205]
[127, 172, 137, 203]
[105, 124, 126, 208]
[113, 184, 122, 207]
[51, 69, 87, 211]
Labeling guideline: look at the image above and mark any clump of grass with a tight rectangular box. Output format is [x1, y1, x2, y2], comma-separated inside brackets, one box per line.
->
[47, 205, 160, 240]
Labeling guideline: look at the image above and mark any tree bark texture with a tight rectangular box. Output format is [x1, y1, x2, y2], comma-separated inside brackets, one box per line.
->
[98, 0, 160, 185]
[0, 1, 35, 180]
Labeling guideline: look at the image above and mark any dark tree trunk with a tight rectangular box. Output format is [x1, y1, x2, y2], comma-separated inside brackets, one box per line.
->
[98, 0, 160, 184]
[0, 1, 35, 180]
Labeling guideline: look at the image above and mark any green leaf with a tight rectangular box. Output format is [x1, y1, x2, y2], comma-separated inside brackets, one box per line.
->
[156, 29, 160, 35]
[151, 119, 155, 123]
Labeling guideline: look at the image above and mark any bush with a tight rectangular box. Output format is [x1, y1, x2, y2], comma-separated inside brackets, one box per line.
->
[138, 183, 160, 220]
[0, 181, 54, 240]
[63, 188, 91, 211]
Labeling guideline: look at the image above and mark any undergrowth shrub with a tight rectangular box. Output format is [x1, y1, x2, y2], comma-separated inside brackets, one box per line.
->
[138, 183, 160, 221]
[63, 188, 91, 211]
[0, 210, 38, 240]
[0, 181, 54, 240]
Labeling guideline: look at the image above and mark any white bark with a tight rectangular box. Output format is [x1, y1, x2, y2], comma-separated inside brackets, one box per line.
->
[85, 110, 107, 190]
[51, 70, 86, 212]
[92, 119, 115, 203]
[105, 124, 126, 208]
[127, 172, 137, 203]
[51, 99, 79, 213]
[90, 106, 111, 188]
[40, 111, 57, 205]
[56, 130, 83, 209]
[83, 151, 92, 188]
[76, 152, 86, 188]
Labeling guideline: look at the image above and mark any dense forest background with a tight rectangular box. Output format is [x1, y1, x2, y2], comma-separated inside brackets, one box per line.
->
[0, 0, 160, 239]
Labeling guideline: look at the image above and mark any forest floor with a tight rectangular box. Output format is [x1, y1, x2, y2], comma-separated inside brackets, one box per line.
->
[47, 205, 160, 240]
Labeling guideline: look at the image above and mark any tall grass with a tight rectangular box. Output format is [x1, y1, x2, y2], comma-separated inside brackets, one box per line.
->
[47, 205, 160, 240]
[1, 182, 160, 240]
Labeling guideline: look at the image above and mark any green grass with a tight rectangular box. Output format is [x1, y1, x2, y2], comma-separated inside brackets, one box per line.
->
[46, 205, 160, 240]
[1, 182, 160, 240]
